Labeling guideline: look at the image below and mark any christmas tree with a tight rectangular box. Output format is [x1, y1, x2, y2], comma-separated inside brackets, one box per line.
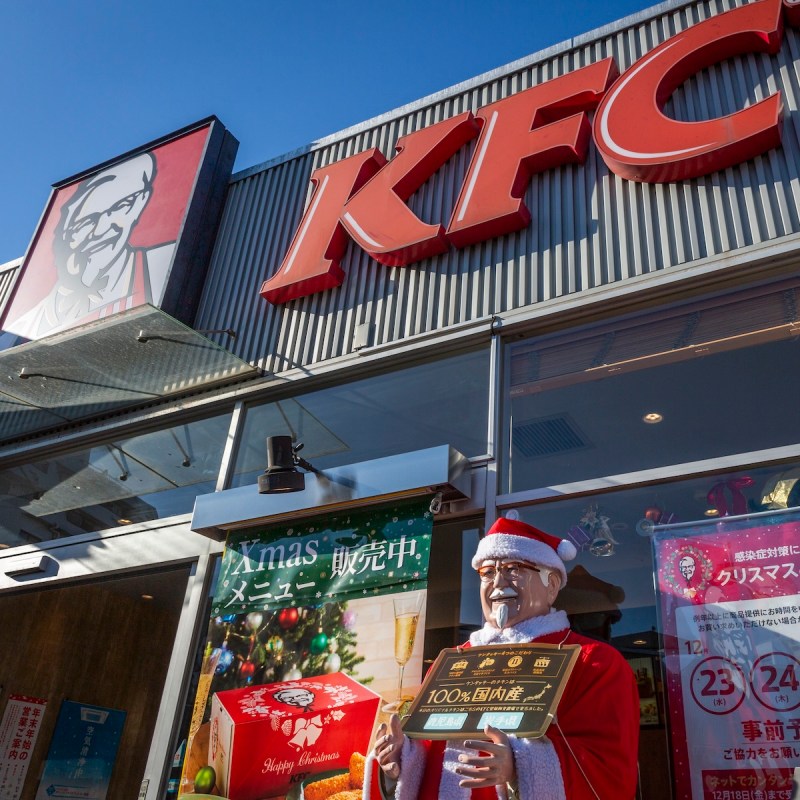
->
[206, 600, 365, 694]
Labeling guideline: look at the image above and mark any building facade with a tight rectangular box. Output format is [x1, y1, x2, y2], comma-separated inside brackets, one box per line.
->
[0, 0, 799, 797]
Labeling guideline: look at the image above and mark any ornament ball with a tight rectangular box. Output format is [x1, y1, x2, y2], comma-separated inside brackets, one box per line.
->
[310, 631, 329, 655]
[342, 609, 357, 630]
[282, 665, 303, 681]
[278, 607, 300, 630]
[239, 660, 257, 683]
[245, 612, 264, 631]
[324, 652, 342, 673]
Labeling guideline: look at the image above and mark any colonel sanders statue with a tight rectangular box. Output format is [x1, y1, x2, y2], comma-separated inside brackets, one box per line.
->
[367, 517, 640, 800]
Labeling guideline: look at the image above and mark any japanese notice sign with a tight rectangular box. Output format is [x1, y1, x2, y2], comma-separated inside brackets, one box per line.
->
[34, 701, 126, 800]
[0, 694, 46, 800]
[654, 510, 800, 800]
[401, 643, 581, 740]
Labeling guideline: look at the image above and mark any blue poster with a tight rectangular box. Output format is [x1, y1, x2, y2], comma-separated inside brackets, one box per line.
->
[34, 701, 126, 800]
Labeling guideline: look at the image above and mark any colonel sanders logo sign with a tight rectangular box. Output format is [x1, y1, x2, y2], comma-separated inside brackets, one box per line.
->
[1, 122, 215, 341]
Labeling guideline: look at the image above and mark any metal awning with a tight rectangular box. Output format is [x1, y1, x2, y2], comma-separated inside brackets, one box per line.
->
[191, 445, 473, 540]
[0, 305, 258, 443]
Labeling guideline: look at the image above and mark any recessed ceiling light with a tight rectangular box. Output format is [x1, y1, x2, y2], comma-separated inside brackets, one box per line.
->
[141, 594, 154, 601]
[642, 412, 663, 424]
[633, 639, 647, 645]
[705, 508, 720, 517]
[117, 518, 132, 526]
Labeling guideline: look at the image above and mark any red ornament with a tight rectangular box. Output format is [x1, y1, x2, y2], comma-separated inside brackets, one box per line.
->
[239, 659, 256, 682]
[278, 607, 299, 630]
[644, 507, 662, 523]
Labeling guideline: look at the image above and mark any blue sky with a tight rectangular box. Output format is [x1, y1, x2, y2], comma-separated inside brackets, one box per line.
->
[0, 0, 653, 264]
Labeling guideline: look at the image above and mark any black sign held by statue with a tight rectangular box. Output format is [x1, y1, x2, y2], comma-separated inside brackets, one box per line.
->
[401, 643, 581, 740]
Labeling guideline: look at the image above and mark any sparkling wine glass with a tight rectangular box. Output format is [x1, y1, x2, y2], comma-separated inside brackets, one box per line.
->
[388, 591, 423, 711]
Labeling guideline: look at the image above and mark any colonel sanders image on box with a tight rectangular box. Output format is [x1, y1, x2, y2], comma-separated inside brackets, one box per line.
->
[2, 125, 210, 341]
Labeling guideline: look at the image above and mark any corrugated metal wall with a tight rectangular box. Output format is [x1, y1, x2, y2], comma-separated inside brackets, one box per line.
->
[0, 260, 21, 321]
[195, 0, 800, 373]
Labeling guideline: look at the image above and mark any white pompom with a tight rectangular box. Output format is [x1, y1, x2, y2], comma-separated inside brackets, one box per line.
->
[557, 539, 578, 561]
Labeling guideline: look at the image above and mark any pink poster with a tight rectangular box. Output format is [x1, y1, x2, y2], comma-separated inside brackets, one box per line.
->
[654, 512, 800, 800]
[0, 694, 47, 800]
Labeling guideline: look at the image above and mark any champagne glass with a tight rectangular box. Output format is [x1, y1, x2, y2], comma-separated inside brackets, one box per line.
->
[390, 592, 423, 710]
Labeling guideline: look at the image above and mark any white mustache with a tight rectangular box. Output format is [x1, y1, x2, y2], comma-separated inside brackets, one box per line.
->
[489, 588, 517, 629]
[489, 587, 517, 601]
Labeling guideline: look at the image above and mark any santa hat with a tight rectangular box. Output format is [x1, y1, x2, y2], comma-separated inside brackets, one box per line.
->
[472, 517, 578, 586]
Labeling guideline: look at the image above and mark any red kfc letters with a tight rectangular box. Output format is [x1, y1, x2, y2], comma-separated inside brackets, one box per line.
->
[446, 58, 618, 248]
[262, 0, 793, 303]
[260, 149, 386, 304]
[342, 112, 480, 266]
[593, 0, 784, 182]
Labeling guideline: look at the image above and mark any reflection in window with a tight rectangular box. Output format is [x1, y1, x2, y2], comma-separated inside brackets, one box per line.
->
[0, 411, 233, 547]
[503, 281, 800, 494]
[508, 459, 800, 649]
[508, 459, 800, 800]
[231, 348, 490, 488]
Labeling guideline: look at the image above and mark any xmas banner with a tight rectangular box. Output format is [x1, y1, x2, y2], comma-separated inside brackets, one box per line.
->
[0, 695, 46, 800]
[654, 510, 800, 800]
[179, 497, 434, 797]
[212, 497, 432, 613]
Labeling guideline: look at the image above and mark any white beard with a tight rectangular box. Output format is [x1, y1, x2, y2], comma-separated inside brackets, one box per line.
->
[495, 603, 509, 629]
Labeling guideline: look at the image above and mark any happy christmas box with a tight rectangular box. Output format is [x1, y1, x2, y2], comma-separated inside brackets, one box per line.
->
[209, 672, 380, 800]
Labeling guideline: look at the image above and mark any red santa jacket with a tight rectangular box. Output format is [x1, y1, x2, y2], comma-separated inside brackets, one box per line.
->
[368, 621, 639, 800]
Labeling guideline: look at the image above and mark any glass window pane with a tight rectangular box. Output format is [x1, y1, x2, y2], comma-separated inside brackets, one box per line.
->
[503, 284, 800, 494]
[231, 348, 490, 488]
[0, 565, 190, 798]
[0, 411, 232, 546]
[506, 458, 800, 800]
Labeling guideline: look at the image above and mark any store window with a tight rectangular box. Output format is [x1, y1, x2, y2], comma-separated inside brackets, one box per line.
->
[230, 347, 491, 488]
[507, 458, 800, 800]
[0, 564, 191, 800]
[0, 411, 233, 547]
[502, 281, 800, 494]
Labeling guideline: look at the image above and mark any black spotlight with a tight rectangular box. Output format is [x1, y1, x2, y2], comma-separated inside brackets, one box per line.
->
[258, 435, 308, 494]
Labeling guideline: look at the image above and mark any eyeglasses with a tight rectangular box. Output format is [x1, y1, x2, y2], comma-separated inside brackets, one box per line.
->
[476, 561, 542, 583]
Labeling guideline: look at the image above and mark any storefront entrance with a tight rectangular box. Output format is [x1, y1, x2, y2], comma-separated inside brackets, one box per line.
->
[0, 565, 191, 799]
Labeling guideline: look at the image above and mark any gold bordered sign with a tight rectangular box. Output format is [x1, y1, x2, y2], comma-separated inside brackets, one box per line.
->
[401, 643, 581, 739]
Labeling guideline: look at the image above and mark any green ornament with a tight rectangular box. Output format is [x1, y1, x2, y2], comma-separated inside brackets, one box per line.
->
[310, 630, 329, 655]
[267, 635, 284, 654]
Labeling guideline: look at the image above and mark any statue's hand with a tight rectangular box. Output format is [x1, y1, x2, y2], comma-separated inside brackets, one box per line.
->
[456, 725, 516, 788]
[374, 713, 405, 781]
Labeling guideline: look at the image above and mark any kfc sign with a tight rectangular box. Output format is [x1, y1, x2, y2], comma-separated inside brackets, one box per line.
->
[1, 118, 237, 342]
[262, 0, 791, 304]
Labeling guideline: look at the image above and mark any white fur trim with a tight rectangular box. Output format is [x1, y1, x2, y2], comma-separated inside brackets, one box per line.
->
[363, 752, 378, 799]
[469, 609, 570, 646]
[434, 737, 566, 800]
[441, 743, 471, 800]
[395, 736, 427, 800]
[510, 736, 567, 800]
[472, 533, 569, 585]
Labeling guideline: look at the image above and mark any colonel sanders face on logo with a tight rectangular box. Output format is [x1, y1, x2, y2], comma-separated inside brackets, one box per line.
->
[55, 152, 155, 289]
[679, 556, 696, 583]
[273, 687, 315, 710]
